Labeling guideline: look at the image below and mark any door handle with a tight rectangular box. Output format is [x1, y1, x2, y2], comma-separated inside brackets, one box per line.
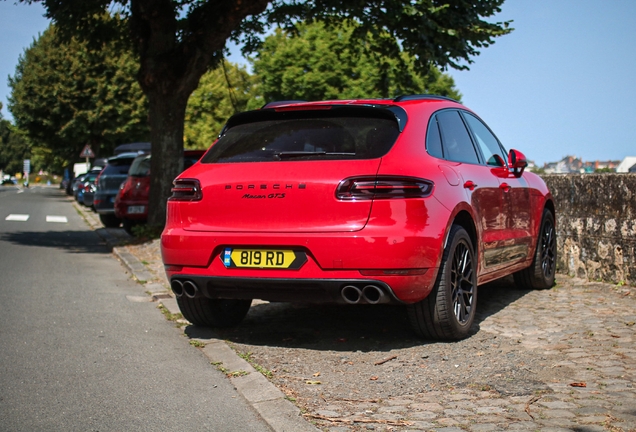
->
[463, 180, 477, 190]
[500, 182, 511, 192]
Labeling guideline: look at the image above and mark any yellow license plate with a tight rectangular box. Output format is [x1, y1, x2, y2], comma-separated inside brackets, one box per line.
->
[222, 248, 307, 269]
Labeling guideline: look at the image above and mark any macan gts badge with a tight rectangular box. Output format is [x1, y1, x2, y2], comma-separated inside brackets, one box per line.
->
[162, 95, 557, 341]
[224, 182, 306, 200]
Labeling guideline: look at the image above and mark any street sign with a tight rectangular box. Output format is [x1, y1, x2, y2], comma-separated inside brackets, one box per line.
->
[23, 159, 30, 174]
[80, 145, 95, 158]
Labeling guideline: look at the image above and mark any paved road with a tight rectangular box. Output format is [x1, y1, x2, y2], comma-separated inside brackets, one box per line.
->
[0, 185, 271, 431]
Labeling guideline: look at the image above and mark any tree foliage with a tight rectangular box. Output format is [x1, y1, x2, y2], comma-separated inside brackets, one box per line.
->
[254, 22, 462, 102]
[8, 21, 149, 166]
[22, 0, 512, 227]
[0, 104, 31, 175]
[185, 61, 260, 150]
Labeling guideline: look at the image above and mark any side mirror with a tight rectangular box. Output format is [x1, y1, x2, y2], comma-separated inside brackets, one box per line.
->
[508, 149, 528, 177]
[489, 154, 510, 178]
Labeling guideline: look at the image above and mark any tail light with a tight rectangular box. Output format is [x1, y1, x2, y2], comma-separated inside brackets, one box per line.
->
[169, 179, 202, 201]
[336, 176, 433, 200]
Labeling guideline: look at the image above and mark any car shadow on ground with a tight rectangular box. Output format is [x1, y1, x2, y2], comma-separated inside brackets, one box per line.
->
[185, 275, 532, 352]
[0, 229, 111, 254]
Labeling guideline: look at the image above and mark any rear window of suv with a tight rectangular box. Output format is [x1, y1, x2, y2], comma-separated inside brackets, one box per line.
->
[102, 157, 137, 175]
[201, 107, 401, 163]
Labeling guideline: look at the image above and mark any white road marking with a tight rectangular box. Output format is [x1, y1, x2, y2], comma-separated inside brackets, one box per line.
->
[5, 214, 30, 221]
[46, 216, 68, 223]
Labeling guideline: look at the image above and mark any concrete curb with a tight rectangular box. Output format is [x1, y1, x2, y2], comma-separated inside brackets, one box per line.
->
[71, 198, 318, 432]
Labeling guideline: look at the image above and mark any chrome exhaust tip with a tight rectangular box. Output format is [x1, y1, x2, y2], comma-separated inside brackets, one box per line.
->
[183, 280, 198, 299]
[362, 285, 387, 304]
[341, 285, 362, 304]
[171, 279, 184, 298]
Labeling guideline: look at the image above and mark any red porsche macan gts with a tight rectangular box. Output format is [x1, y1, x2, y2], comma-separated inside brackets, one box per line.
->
[161, 95, 556, 340]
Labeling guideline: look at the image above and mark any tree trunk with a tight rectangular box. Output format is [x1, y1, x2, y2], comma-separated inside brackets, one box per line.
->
[146, 90, 188, 227]
[129, 0, 273, 228]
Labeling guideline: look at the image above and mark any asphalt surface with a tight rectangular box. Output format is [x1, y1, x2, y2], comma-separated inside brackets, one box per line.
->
[0, 185, 272, 431]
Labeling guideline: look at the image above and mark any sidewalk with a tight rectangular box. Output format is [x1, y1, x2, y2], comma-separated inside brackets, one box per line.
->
[75, 199, 636, 431]
[73, 200, 319, 432]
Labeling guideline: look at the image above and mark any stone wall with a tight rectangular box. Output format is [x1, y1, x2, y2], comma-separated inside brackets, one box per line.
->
[541, 173, 636, 285]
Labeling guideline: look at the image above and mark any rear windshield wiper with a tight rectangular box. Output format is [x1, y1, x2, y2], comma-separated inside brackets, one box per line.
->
[273, 151, 356, 160]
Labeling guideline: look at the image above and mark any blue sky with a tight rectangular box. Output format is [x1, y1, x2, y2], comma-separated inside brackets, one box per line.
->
[1, 0, 634, 165]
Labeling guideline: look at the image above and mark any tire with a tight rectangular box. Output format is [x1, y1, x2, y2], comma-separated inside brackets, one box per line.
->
[514, 209, 556, 290]
[99, 213, 121, 228]
[408, 225, 477, 341]
[176, 296, 251, 328]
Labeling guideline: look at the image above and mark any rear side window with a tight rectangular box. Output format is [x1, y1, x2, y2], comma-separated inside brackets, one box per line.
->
[129, 156, 151, 176]
[462, 112, 507, 167]
[435, 110, 480, 164]
[201, 109, 400, 163]
[426, 116, 443, 159]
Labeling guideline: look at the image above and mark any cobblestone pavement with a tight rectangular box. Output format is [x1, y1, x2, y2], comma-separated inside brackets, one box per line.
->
[117, 235, 636, 432]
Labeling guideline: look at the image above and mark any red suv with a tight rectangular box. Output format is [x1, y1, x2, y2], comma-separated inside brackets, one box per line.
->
[115, 150, 205, 233]
[161, 95, 556, 340]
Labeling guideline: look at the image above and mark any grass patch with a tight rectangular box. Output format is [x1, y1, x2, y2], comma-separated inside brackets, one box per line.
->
[228, 370, 249, 378]
[234, 348, 274, 379]
[211, 361, 229, 374]
[157, 303, 182, 322]
[210, 361, 249, 378]
[189, 340, 205, 348]
[131, 224, 163, 240]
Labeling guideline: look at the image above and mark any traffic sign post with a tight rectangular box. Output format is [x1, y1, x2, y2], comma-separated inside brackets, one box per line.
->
[80, 145, 95, 171]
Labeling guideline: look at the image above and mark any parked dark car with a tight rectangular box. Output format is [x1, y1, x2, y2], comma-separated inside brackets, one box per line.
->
[75, 170, 101, 205]
[94, 153, 143, 227]
[71, 173, 88, 199]
[114, 150, 205, 234]
[81, 181, 98, 208]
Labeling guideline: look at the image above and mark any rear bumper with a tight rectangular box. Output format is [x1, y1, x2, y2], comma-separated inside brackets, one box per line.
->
[94, 192, 116, 214]
[162, 229, 444, 303]
[114, 199, 148, 220]
[168, 275, 407, 304]
[162, 196, 451, 303]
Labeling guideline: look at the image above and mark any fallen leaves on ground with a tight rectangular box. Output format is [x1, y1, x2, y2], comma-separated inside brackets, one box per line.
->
[305, 413, 412, 427]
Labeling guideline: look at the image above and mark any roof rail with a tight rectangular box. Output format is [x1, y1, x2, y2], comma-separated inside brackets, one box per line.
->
[262, 100, 308, 109]
[393, 94, 459, 103]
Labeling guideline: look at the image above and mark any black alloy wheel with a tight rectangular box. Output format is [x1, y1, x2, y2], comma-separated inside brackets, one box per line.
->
[540, 215, 556, 281]
[513, 209, 557, 290]
[408, 225, 477, 341]
[450, 240, 475, 326]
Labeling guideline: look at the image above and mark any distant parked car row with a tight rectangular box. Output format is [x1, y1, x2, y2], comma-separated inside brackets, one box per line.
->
[2, 176, 18, 185]
[69, 143, 205, 234]
[114, 150, 205, 233]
